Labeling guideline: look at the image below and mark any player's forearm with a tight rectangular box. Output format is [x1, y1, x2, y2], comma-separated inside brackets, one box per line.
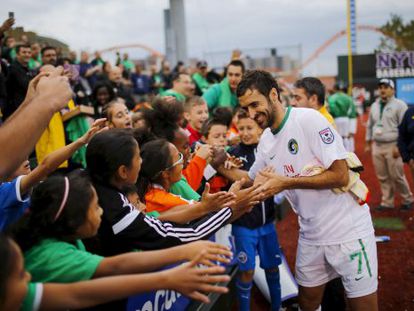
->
[282, 161, 349, 190]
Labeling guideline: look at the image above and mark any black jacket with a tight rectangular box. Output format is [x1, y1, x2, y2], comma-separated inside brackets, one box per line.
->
[398, 106, 414, 163]
[91, 181, 233, 256]
[228, 143, 276, 229]
[4, 60, 35, 120]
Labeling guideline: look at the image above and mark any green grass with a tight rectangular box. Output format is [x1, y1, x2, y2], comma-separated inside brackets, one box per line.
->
[373, 217, 405, 230]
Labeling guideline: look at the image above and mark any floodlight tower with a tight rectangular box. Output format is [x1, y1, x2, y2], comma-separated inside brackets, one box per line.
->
[164, 0, 188, 65]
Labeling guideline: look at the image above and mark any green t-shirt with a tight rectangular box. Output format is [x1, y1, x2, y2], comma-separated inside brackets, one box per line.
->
[328, 92, 354, 118]
[21, 283, 43, 311]
[170, 175, 201, 201]
[202, 80, 239, 111]
[24, 239, 103, 283]
[192, 72, 210, 94]
[162, 89, 186, 102]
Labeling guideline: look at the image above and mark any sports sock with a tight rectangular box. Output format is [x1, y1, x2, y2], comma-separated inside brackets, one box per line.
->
[265, 269, 281, 311]
[236, 279, 253, 311]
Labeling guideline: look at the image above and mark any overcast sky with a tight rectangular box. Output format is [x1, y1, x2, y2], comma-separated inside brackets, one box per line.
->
[2, 0, 414, 75]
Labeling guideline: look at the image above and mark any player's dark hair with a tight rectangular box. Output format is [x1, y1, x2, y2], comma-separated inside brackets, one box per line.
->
[236, 70, 282, 101]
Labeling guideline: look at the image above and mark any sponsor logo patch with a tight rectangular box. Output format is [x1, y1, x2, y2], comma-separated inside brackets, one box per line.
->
[319, 128, 335, 144]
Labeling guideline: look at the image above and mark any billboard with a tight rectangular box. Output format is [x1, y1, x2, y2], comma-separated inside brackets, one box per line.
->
[396, 78, 414, 105]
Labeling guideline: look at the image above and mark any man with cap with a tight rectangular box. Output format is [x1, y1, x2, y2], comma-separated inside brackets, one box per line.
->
[365, 78, 413, 211]
[192, 60, 210, 95]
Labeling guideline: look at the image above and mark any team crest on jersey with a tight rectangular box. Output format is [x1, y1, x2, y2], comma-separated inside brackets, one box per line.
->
[319, 128, 334, 144]
[288, 139, 298, 154]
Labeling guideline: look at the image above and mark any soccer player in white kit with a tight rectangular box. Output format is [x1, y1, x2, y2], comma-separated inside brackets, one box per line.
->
[220, 70, 378, 311]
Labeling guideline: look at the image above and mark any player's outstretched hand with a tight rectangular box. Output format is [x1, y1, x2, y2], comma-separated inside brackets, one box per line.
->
[257, 170, 288, 198]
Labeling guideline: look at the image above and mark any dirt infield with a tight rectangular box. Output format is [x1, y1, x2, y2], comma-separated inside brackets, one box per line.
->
[277, 114, 414, 311]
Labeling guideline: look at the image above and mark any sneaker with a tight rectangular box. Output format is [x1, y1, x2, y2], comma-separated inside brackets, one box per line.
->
[375, 205, 393, 211]
[400, 203, 413, 211]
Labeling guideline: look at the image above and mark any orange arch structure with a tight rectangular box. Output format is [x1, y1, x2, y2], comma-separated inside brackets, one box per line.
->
[98, 44, 164, 58]
[296, 25, 387, 73]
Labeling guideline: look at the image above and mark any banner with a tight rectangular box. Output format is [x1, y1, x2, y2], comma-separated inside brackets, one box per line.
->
[376, 51, 414, 78]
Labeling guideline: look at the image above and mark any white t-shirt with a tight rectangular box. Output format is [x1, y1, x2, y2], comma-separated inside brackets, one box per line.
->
[249, 107, 374, 245]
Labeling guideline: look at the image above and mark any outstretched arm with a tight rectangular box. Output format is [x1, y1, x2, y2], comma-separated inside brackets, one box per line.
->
[0, 68, 72, 178]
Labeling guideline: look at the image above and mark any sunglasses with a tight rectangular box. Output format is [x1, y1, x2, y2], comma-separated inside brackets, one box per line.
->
[166, 152, 184, 170]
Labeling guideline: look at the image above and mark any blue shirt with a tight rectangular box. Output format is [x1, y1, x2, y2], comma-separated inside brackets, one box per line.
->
[0, 176, 30, 231]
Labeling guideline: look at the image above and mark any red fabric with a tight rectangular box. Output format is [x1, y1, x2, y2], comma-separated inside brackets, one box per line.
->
[186, 124, 202, 146]
[183, 155, 207, 191]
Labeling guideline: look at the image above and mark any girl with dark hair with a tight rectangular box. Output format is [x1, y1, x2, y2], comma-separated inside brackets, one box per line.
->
[101, 98, 132, 129]
[91, 82, 115, 118]
[0, 234, 230, 311]
[86, 129, 241, 256]
[137, 139, 234, 216]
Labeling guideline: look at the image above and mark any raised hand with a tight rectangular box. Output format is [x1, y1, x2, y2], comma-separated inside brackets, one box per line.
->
[181, 241, 233, 266]
[254, 166, 275, 186]
[78, 118, 108, 145]
[224, 155, 243, 170]
[166, 251, 230, 303]
[195, 143, 213, 161]
[200, 183, 236, 211]
[231, 183, 264, 214]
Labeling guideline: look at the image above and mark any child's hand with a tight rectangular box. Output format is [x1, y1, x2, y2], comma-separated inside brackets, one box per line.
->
[224, 155, 243, 169]
[165, 251, 230, 303]
[182, 241, 233, 266]
[78, 118, 108, 145]
[201, 183, 236, 211]
[195, 144, 213, 161]
[210, 147, 227, 169]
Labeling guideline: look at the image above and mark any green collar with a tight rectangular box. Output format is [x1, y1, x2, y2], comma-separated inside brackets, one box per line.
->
[271, 106, 292, 135]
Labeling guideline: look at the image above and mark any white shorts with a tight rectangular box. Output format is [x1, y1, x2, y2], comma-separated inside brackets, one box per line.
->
[295, 234, 378, 298]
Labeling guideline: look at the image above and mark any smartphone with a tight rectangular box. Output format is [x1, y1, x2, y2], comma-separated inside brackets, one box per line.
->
[8, 12, 14, 19]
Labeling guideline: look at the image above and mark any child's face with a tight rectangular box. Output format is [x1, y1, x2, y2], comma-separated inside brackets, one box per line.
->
[3, 241, 31, 311]
[108, 102, 132, 129]
[165, 143, 184, 185]
[172, 128, 191, 168]
[205, 124, 228, 148]
[123, 143, 142, 185]
[237, 118, 262, 145]
[76, 186, 103, 238]
[187, 103, 208, 131]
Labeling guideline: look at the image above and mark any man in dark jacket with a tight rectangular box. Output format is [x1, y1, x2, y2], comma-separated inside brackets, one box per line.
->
[4, 44, 35, 120]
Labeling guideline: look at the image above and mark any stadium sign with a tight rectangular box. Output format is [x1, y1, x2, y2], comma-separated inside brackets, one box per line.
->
[376, 51, 414, 78]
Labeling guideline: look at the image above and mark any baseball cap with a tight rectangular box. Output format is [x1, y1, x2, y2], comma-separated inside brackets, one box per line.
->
[378, 78, 395, 89]
[197, 60, 208, 68]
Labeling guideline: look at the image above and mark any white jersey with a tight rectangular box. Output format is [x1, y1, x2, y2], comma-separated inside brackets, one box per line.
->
[249, 107, 374, 245]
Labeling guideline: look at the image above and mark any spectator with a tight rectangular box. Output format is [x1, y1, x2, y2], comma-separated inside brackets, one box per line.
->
[184, 96, 209, 145]
[122, 52, 134, 73]
[365, 79, 413, 211]
[159, 60, 173, 90]
[91, 81, 115, 117]
[1, 36, 16, 63]
[108, 66, 135, 110]
[79, 51, 101, 89]
[102, 98, 132, 129]
[4, 44, 35, 120]
[192, 60, 210, 95]
[41, 46, 57, 66]
[149, 64, 163, 94]
[203, 60, 245, 112]
[69, 50, 78, 64]
[397, 105, 414, 207]
[91, 50, 104, 67]
[28, 42, 42, 70]
[162, 73, 193, 102]
[131, 63, 151, 103]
